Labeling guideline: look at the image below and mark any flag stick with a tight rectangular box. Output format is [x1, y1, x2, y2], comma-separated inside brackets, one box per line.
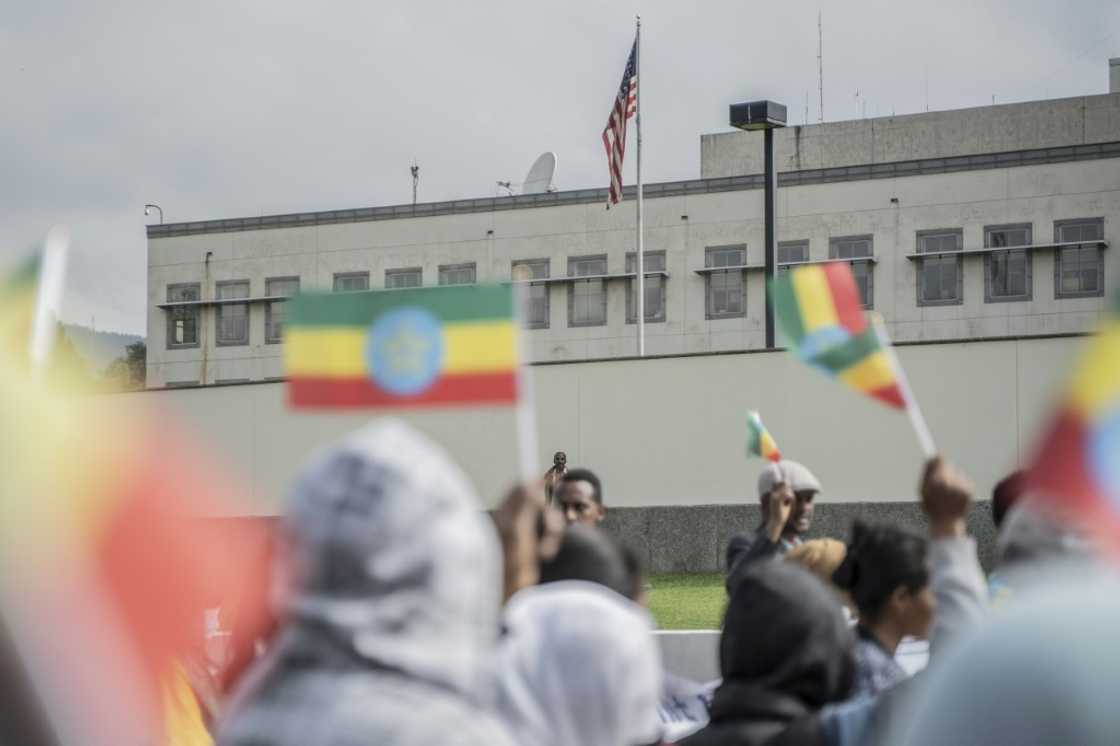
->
[871, 314, 936, 458]
[634, 15, 645, 358]
[29, 225, 69, 374]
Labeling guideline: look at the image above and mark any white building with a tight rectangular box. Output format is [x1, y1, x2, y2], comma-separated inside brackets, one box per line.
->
[147, 66, 1119, 387]
[139, 64, 1120, 570]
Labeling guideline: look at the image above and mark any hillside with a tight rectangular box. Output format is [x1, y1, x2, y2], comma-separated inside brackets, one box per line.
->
[62, 323, 143, 371]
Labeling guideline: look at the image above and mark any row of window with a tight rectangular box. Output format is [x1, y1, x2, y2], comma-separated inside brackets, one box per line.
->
[916, 219, 1104, 305]
[165, 219, 1105, 347]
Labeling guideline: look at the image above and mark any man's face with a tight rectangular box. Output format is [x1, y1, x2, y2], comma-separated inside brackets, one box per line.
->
[556, 479, 604, 526]
[554, 452, 567, 468]
[787, 489, 816, 535]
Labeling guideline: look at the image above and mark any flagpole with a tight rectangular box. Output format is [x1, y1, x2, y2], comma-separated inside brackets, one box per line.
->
[635, 15, 645, 358]
[871, 314, 936, 458]
[30, 225, 69, 375]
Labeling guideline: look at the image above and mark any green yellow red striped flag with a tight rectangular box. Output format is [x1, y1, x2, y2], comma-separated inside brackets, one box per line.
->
[746, 411, 781, 462]
[1026, 302, 1120, 550]
[771, 263, 905, 410]
[284, 284, 520, 409]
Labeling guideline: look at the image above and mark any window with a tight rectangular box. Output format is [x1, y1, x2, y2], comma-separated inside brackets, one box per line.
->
[1055, 219, 1104, 298]
[385, 268, 422, 289]
[166, 283, 200, 348]
[439, 263, 476, 286]
[215, 280, 250, 346]
[626, 251, 667, 323]
[829, 236, 874, 308]
[568, 255, 608, 327]
[917, 230, 963, 306]
[512, 259, 550, 329]
[705, 245, 746, 319]
[265, 277, 299, 344]
[333, 272, 369, 292]
[984, 224, 1032, 302]
[777, 240, 810, 277]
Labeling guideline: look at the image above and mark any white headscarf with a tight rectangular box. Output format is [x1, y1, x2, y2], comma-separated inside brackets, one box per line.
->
[497, 581, 663, 746]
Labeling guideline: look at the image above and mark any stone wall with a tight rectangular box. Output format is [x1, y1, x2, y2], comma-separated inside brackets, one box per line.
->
[602, 500, 998, 575]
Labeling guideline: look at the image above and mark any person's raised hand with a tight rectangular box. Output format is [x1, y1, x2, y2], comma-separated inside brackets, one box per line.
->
[764, 483, 796, 543]
[494, 481, 564, 603]
[920, 456, 974, 539]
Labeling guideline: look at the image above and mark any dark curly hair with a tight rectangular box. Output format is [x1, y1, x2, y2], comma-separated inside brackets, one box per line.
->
[832, 521, 929, 623]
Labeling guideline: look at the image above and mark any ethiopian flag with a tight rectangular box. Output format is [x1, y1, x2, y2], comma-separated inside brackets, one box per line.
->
[1027, 308, 1120, 546]
[746, 411, 781, 462]
[284, 284, 520, 409]
[772, 263, 904, 409]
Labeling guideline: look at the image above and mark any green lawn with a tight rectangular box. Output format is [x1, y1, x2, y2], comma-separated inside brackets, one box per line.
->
[648, 572, 725, 630]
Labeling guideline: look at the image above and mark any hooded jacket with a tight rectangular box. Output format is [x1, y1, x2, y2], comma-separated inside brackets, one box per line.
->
[681, 562, 855, 746]
[218, 421, 514, 746]
[496, 581, 662, 746]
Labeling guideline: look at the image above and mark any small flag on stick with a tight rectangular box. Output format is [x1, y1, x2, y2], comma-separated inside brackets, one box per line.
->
[284, 284, 520, 409]
[771, 263, 935, 456]
[1026, 306, 1120, 548]
[746, 411, 781, 462]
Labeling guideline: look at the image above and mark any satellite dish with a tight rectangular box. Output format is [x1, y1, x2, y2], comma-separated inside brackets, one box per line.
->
[521, 152, 557, 195]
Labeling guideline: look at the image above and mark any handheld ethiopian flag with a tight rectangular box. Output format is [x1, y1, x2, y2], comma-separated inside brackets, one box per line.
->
[771, 262, 935, 456]
[746, 411, 781, 462]
[1026, 306, 1120, 548]
[284, 284, 519, 409]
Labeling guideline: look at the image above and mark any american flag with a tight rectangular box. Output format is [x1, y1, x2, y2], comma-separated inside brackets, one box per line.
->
[602, 39, 637, 208]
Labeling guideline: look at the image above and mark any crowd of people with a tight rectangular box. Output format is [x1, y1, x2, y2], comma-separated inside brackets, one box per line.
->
[168, 421, 1119, 744]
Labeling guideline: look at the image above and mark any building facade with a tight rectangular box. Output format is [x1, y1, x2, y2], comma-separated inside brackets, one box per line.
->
[146, 82, 1120, 388]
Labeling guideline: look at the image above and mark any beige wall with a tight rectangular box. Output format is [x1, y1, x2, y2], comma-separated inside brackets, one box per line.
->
[116, 334, 1080, 516]
[701, 92, 1120, 177]
[146, 155, 1120, 387]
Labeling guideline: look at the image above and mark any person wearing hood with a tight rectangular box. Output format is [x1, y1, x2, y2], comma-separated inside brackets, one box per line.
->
[217, 420, 516, 746]
[495, 580, 663, 746]
[680, 561, 856, 746]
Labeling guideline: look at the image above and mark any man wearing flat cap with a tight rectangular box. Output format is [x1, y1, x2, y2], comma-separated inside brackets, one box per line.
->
[724, 460, 821, 591]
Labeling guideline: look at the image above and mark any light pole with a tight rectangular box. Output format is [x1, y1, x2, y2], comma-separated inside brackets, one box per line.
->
[729, 100, 786, 348]
[144, 203, 164, 224]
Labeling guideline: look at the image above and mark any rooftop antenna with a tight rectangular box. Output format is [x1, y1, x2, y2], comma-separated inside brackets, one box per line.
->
[496, 180, 514, 197]
[521, 152, 557, 195]
[925, 66, 929, 112]
[817, 9, 824, 122]
[410, 161, 419, 205]
[804, 90, 809, 125]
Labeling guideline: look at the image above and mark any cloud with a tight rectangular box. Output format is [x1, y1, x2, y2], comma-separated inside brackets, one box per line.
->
[2, 0, 1116, 334]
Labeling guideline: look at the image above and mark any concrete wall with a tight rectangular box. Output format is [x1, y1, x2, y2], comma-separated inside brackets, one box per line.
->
[118, 334, 1080, 567]
[701, 93, 1120, 177]
[146, 154, 1120, 387]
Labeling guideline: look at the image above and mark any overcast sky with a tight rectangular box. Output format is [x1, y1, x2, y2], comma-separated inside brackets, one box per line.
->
[3, 0, 1117, 334]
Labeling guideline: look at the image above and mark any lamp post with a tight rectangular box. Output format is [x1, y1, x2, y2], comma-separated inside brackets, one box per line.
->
[729, 100, 786, 348]
[144, 203, 164, 224]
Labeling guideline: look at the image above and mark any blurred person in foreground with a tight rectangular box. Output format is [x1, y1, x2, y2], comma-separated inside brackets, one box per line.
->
[538, 525, 712, 741]
[555, 468, 607, 526]
[725, 460, 821, 591]
[680, 560, 856, 746]
[832, 523, 933, 696]
[217, 421, 517, 746]
[496, 580, 662, 746]
[897, 573, 1120, 746]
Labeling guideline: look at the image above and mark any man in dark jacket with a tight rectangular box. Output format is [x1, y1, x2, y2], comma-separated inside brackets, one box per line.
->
[681, 562, 856, 746]
[725, 460, 821, 591]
